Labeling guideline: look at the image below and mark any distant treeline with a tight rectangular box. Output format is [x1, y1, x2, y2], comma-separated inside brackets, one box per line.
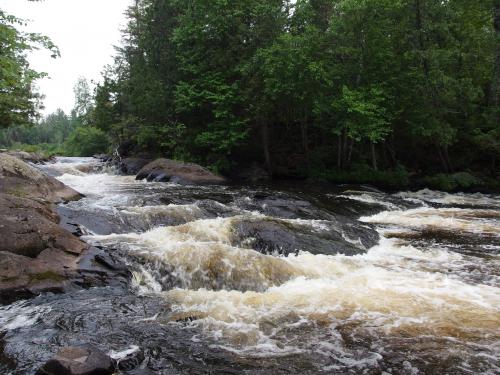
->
[0, 108, 107, 157]
[0, 78, 108, 157]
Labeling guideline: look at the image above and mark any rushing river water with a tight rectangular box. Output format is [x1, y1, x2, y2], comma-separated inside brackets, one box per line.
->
[1, 157, 499, 374]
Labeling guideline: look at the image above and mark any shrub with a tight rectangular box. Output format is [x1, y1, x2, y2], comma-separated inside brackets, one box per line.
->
[451, 172, 483, 189]
[64, 127, 109, 156]
[311, 164, 409, 190]
[423, 172, 484, 191]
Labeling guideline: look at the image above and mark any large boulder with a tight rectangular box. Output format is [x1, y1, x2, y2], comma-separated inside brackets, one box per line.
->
[136, 158, 227, 185]
[230, 216, 378, 256]
[0, 192, 89, 303]
[0, 194, 87, 258]
[0, 249, 80, 303]
[0, 153, 82, 203]
[0, 155, 122, 304]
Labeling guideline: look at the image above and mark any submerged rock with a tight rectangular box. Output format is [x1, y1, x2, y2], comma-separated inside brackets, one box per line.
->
[136, 158, 227, 185]
[231, 216, 378, 256]
[37, 344, 115, 375]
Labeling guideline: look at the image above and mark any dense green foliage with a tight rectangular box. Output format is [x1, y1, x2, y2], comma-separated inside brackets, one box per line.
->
[0, 6, 58, 127]
[63, 126, 108, 156]
[1, 0, 498, 189]
[0, 78, 109, 157]
[88, 0, 498, 186]
[0, 107, 108, 157]
[0, 4, 108, 157]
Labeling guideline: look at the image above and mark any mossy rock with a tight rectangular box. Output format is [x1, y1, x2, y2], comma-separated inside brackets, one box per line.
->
[29, 271, 65, 283]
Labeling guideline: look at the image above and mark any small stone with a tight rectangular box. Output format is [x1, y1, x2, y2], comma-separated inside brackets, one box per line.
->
[37, 344, 115, 375]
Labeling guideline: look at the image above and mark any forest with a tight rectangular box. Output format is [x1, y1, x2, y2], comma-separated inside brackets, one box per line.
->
[1, 0, 499, 190]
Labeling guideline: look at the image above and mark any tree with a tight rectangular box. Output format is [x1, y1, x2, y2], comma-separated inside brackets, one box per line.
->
[89, 0, 498, 184]
[0, 8, 59, 128]
[73, 77, 94, 124]
[64, 126, 109, 156]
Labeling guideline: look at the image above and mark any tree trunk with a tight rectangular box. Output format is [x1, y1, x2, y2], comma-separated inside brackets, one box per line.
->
[415, 0, 430, 78]
[443, 144, 453, 173]
[342, 129, 349, 168]
[261, 121, 272, 175]
[371, 142, 378, 171]
[385, 139, 397, 167]
[347, 138, 354, 166]
[337, 134, 342, 169]
[491, 155, 496, 177]
[491, 1, 500, 109]
[437, 145, 449, 173]
[301, 113, 309, 169]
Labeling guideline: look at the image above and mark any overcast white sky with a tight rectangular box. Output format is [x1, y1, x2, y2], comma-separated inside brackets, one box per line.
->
[1, 0, 129, 115]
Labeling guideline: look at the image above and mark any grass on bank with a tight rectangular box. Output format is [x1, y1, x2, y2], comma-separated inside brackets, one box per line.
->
[310, 163, 497, 192]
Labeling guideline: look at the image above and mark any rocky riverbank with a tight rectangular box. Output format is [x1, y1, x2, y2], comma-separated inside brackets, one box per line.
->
[0, 153, 126, 304]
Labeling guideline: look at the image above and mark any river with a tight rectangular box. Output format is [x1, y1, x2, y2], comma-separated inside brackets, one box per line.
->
[1, 157, 499, 374]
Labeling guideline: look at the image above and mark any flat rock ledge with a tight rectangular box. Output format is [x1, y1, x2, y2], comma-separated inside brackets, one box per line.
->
[136, 158, 227, 185]
[0, 154, 122, 304]
[0, 150, 54, 164]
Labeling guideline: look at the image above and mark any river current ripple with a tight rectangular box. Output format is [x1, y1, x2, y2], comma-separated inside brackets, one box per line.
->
[1, 157, 499, 374]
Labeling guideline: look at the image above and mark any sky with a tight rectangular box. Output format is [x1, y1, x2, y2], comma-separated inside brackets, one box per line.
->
[1, 0, 129, 115]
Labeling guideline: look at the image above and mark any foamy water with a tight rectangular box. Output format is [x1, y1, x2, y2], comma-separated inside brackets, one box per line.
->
[29, 158, 500, 373]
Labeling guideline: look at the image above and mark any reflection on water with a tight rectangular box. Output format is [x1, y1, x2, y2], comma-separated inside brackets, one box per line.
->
[1, 157, 499, 374]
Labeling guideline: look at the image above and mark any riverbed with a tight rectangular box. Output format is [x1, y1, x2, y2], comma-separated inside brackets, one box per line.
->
[1, 157, 499, 374]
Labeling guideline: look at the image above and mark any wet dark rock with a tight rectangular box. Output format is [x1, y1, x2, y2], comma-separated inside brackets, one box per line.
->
[93, 154, 111, 162]
[57, 200, 223, 236]
[233, 192, 335, 220]
[116, 349, 145, 371]
[155, 173, 169, 182]
[37, 344, 115, 375]
[57, 203, 126, 236]
[231, 216, 377, 256]
[0, 287, 310, 375]
[230, 191, 379, 252]
[136, 158, 227, 185]
[120, 157, 153, 175]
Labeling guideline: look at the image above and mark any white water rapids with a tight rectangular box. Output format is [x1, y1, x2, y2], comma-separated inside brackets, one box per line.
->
[39, 158, 500, 373]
